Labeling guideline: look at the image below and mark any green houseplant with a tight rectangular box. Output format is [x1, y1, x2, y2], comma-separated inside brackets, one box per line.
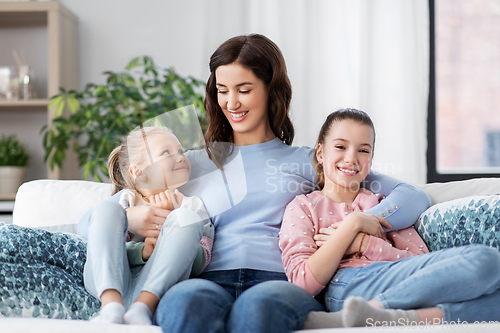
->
[0, 134, 30, 194]
[42, 56, 207, 181]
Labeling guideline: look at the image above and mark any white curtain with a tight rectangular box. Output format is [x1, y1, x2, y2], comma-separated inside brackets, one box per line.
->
[200, 0, 429, 185]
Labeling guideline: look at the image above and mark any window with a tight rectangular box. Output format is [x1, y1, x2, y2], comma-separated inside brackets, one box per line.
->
[428, 0, 500, 182]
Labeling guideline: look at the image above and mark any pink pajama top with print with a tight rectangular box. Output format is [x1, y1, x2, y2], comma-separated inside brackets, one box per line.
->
[280, 189, 429, 296]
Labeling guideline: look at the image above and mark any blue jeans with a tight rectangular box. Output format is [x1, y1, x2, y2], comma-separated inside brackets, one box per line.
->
[325, 244, 500, 322]
[84, 201, 203, 307]
[154, 269, 324, 333]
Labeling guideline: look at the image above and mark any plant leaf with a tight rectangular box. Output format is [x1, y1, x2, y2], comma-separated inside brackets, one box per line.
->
[48, 95, 64, 110]
[67, 97, 81, 114]
[55, 101, 66, 117]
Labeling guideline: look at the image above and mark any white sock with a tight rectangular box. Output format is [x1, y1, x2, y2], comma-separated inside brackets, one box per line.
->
[123, 302, 153, 326]
[302, 310, 344, 329]
[90, 302, 125, 324]
[342, 296, 420, 327]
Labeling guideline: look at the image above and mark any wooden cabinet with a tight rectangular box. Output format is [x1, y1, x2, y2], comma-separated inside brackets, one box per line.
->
[0, 1, 79, 185]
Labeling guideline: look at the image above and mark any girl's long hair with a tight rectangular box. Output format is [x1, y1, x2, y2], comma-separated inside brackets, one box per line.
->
[204, 34, 293, 168]
[314, 108, 375, 190]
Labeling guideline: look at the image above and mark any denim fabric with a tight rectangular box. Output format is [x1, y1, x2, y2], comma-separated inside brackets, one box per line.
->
[324, 244, 500, 322]
[154, 269, 324, 333]
[83, 201, 203, 308]
[199, 269, 287, 298]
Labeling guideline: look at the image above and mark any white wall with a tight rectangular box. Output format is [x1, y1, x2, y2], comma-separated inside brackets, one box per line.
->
[58, 0, 212, 90]
[1, 0, 429, 185]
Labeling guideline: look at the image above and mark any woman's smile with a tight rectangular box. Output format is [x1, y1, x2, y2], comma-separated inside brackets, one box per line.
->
[228, 110, 249, 122]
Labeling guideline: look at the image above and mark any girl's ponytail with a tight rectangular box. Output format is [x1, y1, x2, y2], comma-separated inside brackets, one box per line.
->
[108, 145, 126, 195]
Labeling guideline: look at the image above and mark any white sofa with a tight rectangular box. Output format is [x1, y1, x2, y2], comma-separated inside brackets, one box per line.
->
[11, 177, 500, 235]
[1, 177, 500, 332]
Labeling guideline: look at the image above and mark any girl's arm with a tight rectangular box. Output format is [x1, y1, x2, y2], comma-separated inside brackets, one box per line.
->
[306, 212, 388, 287]
[305, 216, 364, 287]
[281, 198, 387, 296]
[362, 229, 429, 262]
[363, 172, 431, 231]
[280, 198, 330, 296]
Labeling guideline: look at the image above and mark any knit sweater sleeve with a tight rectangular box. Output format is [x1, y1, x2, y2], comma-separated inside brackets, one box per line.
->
[363, 172, 431, 231]
[280, 196, 325, 296]
[126, 241, 146, 266]
[362, 227, 429, 261]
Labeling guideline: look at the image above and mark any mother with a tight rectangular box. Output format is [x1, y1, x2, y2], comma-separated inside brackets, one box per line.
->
[95, 34, 430, 332]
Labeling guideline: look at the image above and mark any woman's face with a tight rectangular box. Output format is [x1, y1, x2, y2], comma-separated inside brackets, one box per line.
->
[132, 132, 191, 196]
[316, 120, 374, 193]
[215, 62, 273, 145]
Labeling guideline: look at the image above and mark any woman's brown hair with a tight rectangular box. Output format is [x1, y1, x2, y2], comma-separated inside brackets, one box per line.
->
[204, 34, 293, 167]
[314, 108, 376, 190]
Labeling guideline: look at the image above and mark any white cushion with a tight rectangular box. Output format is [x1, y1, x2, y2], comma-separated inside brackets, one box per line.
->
[12, 180, 113, 233]
[417, 178, 500, 205]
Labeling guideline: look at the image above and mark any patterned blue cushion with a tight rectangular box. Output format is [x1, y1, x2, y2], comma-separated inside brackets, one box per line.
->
[0, 222, 100, 319]
[415, 195, 500, 252]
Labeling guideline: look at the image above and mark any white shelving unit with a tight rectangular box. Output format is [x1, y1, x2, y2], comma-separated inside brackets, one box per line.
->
[0, 1, 80, 201]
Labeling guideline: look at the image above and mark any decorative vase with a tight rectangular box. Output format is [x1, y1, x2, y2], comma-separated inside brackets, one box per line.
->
[0, 166, 26, 195]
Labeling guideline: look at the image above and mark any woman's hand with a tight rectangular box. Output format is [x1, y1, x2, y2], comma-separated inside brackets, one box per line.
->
[142, 237, 157, 261]
[149, 189, 183, 210]
[126, 205, 170, 238]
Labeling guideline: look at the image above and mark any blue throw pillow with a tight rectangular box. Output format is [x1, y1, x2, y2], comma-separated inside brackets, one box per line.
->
[0, 222, 100, 319]
[415, 195, 500, 252]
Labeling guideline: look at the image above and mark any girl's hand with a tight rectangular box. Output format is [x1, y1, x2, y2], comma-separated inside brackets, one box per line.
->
[343, 211, 391, 238]
[126, 205, 171, 238]
[314, 212, 390, 247]
[313, 223, 341, 247]
[142, 237, 157, 261]
[345, 232, 370, 256]
[150, 189, 183, 210]
[149, 190, 175, 210]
